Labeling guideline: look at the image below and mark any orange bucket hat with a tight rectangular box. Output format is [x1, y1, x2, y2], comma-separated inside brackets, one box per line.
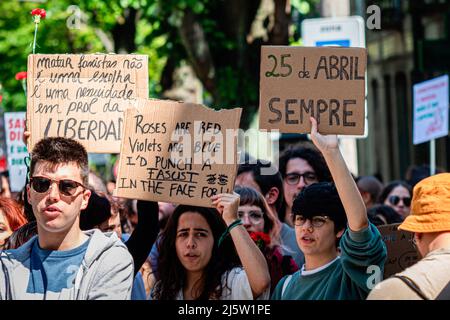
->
[399, 173, 450, 233]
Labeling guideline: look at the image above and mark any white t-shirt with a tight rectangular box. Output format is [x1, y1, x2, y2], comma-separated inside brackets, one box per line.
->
[174, 267, 270, 300]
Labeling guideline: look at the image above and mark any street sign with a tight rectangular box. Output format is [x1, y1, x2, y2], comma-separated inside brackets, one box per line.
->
[301, 16, 365, 48]
[301, 16, 367, 175]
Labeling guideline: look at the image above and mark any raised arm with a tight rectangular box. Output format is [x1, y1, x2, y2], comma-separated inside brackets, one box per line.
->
[212, 193, 270, 298]
[124, 200, 159, 277]
[309, 117, 368, 232]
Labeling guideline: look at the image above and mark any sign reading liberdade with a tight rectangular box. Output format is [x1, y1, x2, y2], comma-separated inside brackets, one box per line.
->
[114, 99, 242, 207]
[27, 54, 148, 153]
[259, 46, 366, 135]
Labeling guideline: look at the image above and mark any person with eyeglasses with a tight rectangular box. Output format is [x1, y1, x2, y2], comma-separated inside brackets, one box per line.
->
[235, 186, 298, 293]
[0, 137, 134, 300]
[378, 181, 412, 219]
[278, 141, 332, 228]
[235, 161, 305, 268]
[271, 118, 387, 300]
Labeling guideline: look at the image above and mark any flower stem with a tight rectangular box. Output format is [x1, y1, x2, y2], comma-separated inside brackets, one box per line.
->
[21, 80, 27, 96]
[32, 22, 39, 54]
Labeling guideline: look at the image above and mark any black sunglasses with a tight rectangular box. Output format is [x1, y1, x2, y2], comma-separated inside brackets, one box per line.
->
[388, 195, 411, 207]
[30, 176, 87, 196]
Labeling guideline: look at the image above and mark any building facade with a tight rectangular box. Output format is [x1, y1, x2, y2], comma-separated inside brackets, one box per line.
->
[356, 0, 449, 182]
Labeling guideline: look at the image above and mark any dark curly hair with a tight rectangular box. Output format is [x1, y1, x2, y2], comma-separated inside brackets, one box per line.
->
[292, 182, 347, 244]
[278, 143, 332, 221]
[152, 205, 240, 300]
[278, 143, 332, 183]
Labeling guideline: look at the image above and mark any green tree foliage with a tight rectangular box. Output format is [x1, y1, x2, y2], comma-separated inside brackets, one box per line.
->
[0, 0, 319, 128]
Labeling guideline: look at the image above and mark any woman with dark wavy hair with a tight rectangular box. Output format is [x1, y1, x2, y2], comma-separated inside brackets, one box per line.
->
[151, 193, 270, 300]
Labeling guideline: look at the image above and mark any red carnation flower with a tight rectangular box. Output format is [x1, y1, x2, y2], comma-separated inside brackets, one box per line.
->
[0, 95, 3, 104]
[31, 8, 46, 19]
[249, 232, 271, 250]
[15, 71, 27, 81]
[260, 233, 271, 244]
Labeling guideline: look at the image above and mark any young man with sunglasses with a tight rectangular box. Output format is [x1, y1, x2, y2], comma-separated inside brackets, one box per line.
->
[0, 137, 134, 299]
[278, 142, 332, 228]
[272, 118, 387, 300]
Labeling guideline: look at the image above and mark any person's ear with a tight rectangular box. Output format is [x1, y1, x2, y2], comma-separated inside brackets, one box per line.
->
[265, 187, 280, 206]
[80, 189, 92, 210]
[360, 191, 371, 206]
[415, 232, 423, 243]
[414, 233, 426, 257]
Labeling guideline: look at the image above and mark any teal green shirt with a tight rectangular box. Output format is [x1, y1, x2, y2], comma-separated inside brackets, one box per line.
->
[271, 223, 387, 300]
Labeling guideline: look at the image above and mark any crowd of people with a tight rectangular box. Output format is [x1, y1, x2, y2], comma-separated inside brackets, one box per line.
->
[0, 117, 449, 300]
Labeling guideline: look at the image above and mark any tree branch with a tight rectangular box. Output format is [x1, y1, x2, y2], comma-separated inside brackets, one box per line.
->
[178, 9, 217, 98]
[268, 0, 290, 45]
[94, 28, 114, 53]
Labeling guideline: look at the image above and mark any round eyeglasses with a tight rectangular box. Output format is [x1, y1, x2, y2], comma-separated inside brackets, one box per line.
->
[293, 215, 330, 228]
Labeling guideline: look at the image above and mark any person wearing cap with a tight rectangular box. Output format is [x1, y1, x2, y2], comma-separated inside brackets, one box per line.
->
[367, 173, 450, 300]
[271, 117, 387, 300]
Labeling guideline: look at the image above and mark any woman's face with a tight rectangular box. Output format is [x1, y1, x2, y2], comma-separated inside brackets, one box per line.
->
[175, 212, 214, 275]
[384, 185, 411, 218]
[238, 205, 265, 233]
[0, 209, 13, 248]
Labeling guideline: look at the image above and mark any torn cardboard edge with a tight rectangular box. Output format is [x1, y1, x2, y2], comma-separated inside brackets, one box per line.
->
[114, 98, 242, 207]
[259, 46, 367, 135]
[26, 53, 148, 153]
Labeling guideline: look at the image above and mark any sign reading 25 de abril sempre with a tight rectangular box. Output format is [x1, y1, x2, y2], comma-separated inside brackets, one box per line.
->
[259, 46, 367, 135]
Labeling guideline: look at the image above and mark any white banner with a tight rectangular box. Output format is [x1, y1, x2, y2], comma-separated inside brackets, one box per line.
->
[4, 112, 28, 192]
[413, 75, 449, 145]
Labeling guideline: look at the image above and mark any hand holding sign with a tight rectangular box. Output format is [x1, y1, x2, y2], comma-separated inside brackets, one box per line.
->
[23, 131, 31, 146]
[309, 116, 339, 155]
[211, 192, 240, 226]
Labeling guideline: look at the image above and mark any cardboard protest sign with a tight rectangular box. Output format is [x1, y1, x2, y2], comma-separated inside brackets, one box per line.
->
[377, 223, 419, 278]
[114, 99, 242, 207]
[27, 54, 148, 153]
[259, 46, 366, 135]
[4, 112, 28, 192]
